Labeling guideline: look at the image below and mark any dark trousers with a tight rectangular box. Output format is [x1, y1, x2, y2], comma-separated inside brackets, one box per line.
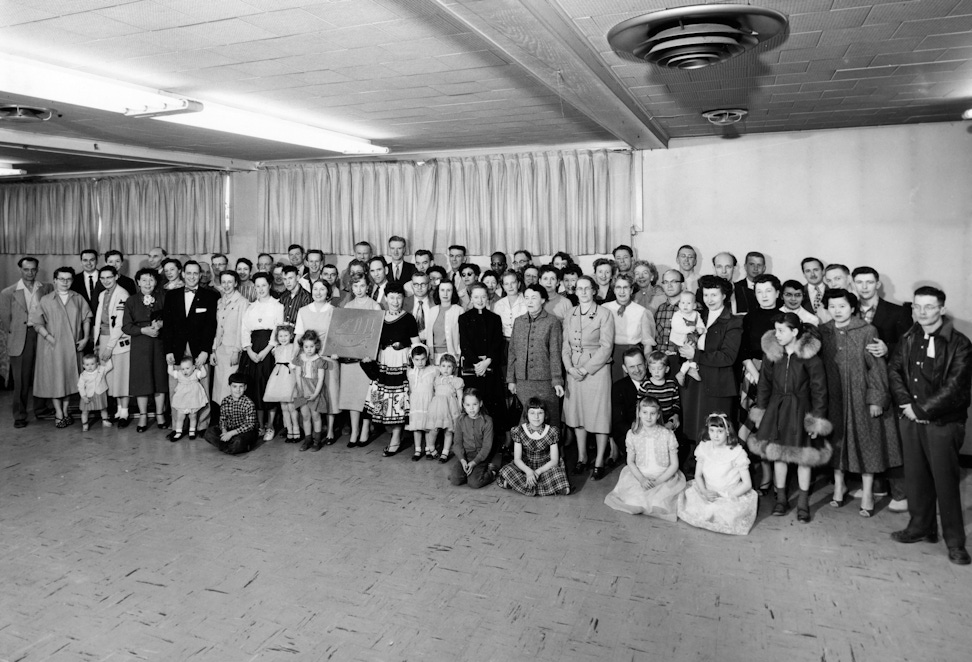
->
[204, 425, 258, 455]
[10, 328, 47, 422]
[449, 459, 494, 488]
[900, 418, 966, 548]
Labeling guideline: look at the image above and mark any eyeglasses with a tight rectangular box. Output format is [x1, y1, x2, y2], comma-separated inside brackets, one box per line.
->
[461, 272, 475, 277]
[55, 276, 73, 282]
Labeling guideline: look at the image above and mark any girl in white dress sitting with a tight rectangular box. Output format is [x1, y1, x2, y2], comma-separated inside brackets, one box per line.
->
[604, 396, 686, 522]
[678, 412, 758, 535]
[167, 356, 208, 441]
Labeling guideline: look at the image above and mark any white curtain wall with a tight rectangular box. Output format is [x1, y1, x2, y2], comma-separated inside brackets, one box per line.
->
[0, 171, 226, 255]
[262, 149, 638, 255]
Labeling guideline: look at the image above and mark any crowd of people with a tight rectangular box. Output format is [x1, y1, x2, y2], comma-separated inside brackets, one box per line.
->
[1, 239, 968, 563]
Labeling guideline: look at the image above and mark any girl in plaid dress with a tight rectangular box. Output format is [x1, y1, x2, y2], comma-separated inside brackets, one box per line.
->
[497, 398, 571, 496]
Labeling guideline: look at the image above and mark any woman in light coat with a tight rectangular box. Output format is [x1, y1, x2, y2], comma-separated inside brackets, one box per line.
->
[93, 266, 131, 426]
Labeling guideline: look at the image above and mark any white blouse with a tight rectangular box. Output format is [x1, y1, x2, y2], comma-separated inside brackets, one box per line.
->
[492, 295, 528, 339]
[603, 300, 656, 347]
[241, 297, 284, 348]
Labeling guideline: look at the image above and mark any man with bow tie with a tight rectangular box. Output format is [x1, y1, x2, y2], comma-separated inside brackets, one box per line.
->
[162, 260, 218, 439]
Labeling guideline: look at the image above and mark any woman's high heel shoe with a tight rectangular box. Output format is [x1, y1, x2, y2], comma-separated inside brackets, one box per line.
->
[136, 416, 149, 433]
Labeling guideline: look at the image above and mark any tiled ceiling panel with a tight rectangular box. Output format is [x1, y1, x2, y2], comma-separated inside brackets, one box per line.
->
[0, 0, 970, 176]
[560, 0, 972, 137]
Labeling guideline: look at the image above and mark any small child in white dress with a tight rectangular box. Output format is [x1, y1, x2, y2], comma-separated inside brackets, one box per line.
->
[425, 354, 466, 462]
[678, 412, 758, 535]
[406, 345, 438, 460]
[167, 356, 208, 441]
[77, 353, 113, 431]
[604, 397, 686, 521]
[670, 291, 704, 382]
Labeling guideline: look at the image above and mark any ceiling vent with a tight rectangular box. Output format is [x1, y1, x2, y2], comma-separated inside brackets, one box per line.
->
[702, 108, 748, 125]
[608, 4, 788, 70]
[0, 105, 55, 122]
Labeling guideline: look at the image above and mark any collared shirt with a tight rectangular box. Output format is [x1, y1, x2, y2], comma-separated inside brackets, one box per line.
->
[807, 283, 826, 311]
[220, 394, 256, 433]
[278, 286, 312, 325]
[860, 301, 877, 325]
[410, 296, 432, 339]
[16, 279, 42, 326]
[184, 288, 197, 316]
[655, 300, 678, 354]
[908, 329, 941, 414]
[492, 295, 528, 339]
[238, 280, 257, 303]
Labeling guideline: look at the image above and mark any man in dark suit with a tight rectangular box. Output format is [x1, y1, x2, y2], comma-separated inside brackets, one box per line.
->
[369, 256, 391, 308]
[611, 347, 649, 461]
[854, 265, 914, 511]
[386, 235, 416, 287]
[0, 256, 54, 427]
[403, 271, 433, 344]
[104, 250, 136, 295]
[162, 260, 219, 439]
[70, 248, 101, 352]
[801, 256, 826, 316]
[733, 251, 766, 315]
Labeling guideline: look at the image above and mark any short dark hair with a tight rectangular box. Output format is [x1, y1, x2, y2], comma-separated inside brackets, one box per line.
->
[427, 265, 447, 281]
[754, 274, 781, 291]
[388, 235, 406, 247]
[612, 244, 633, 258]
[385, 282, 406, 297]
[161, 257, 182, 272]
[801, 256, 824, 270]
[593, 257, 616, 275]
[822, 288, 859, 313]
[306, 249, 324, 261]
[18, 256, 38, 268]
[514, 249, 533, 261]
[448, 244, 467, 255]
[552, 251, 574, 266]
[623, 346, 647, 363]
[98, 266, 118, 278]
[252, 272, 272, 287]
[914, 285, 946, 306]
[481, 269, 499, 284]
[134, 268, 158, 283]
[851, 266, 879, 280]
[699, 274, 732, 299]
[80, 248, 98, 260]
[490, 251, 507, 263]
[257, 252, 273, 262]
[211, 253, 227, 262]
[524, 283, 548, 301]
[462, 387, 482, 403]
[354, 240, 373, 251]
[538, 265, 561, 281]
[183, 260, 201, 273]
[781, 279, 804, 293]
[104, 249, 124, 261]
[219, 270, 240, 286]
[415, 249, 433, 261]
[562, 264, 584, 278]
[771, 312, 805, 335]
[236, 258, 253, 269]
[288, 244, 305, 253]
[676, 244, 695, 255]
[228, 372, 247, 386]
[369, 256, 388, 269]
[460, 262, 481, 277]
[281, 265, 298, 276]
[524, 397, 548, 417]
[745, 251, 765, 263]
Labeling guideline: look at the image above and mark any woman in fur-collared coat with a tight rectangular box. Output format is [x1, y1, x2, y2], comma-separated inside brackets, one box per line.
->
[748, 312, 831, 523]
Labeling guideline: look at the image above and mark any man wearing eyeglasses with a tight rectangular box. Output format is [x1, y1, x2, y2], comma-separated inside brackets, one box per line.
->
[889, 286, 971, 565]
[0, 256, 54, 427]
[654, 269, 693, 374]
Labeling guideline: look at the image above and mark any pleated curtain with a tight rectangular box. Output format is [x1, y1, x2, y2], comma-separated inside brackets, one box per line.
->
[0, 171, 226, 254]
[262, 149, 636, 255]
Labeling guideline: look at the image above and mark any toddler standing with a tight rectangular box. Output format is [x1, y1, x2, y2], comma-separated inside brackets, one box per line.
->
[77, 354, 113, 431]
[426, 354, 466, 462]
[168, 356, 208, 440]
[406, 345, 438, 460]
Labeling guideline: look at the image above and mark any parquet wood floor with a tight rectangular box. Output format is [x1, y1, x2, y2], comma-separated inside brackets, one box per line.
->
[1, 396, 969, 662]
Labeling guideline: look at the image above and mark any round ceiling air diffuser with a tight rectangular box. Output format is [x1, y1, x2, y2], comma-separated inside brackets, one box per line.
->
[702, 108, 748, 125]
[608, 4, 788, 70]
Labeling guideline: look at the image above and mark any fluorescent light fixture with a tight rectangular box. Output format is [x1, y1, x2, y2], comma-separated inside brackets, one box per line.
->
[155, 102, 389, 155]
[0, 162, 26, 176]
[0, 53, 389, 155]
[0, 53, 188, 116]
[963, 108, 972, 121]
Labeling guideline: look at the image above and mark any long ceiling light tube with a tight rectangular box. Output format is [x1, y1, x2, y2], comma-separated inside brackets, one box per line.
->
[0, 53, 388, 155]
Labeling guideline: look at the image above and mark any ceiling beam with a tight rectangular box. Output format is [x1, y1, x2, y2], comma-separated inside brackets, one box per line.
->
[0, 129, 258, 171]
[431, 0, 668, 150]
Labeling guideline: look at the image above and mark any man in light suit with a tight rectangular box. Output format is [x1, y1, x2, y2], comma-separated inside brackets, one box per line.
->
[0, 256, 54, 427]
[162, 260, 219, 439]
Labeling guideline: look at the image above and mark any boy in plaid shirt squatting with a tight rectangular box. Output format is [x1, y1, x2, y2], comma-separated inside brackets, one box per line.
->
[205, 373, 259, 455]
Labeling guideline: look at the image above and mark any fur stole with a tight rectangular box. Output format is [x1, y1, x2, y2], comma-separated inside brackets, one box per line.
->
[760, 329, 821, 363]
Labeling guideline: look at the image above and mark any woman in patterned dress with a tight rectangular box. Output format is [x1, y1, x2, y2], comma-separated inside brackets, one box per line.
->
[497, 398, 571, 496]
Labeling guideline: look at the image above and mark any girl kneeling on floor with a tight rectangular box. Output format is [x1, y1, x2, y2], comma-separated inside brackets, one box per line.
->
[497, 397, 571, 496]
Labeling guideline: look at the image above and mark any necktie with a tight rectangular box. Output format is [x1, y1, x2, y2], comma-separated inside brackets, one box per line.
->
[618, 304, 627, 317]
[395, 264, 401, 281]
[415, 302, 425, 332]
[185, 287, 197, 293]
[88, 275, 95, 299]
[813, 285, 823, 310]
[372, 286, 379, 300]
